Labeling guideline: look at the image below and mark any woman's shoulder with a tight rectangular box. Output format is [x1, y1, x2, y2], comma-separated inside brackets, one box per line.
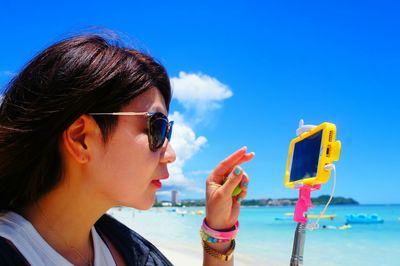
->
[95, 214, 172, 266]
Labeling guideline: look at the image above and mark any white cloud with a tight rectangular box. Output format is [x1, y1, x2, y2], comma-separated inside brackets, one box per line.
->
[190, 170, 213, 176]
[164, 111, 207, 193]
[168, 112, 207, 161]
[163, 71, 233, 196]
[170, 71, 233, 112]
[0, 71, 16, 78]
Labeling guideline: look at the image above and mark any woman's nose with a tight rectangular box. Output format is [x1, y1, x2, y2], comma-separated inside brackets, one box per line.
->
[160, 140, 176, 164]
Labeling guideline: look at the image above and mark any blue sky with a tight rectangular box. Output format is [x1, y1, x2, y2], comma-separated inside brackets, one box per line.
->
[1, 1, 399, 204]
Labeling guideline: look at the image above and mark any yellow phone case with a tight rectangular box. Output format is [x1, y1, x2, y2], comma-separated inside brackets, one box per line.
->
[284, 122, 341, 188]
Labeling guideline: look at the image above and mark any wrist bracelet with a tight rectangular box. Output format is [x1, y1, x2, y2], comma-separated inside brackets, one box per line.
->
[201, 218, 239, 241]
[202, 239, 235, 261]
[200, 229, 232, 243]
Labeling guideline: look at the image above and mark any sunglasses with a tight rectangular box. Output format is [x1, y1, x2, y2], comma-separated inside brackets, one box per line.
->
[89, 112, 173, 152]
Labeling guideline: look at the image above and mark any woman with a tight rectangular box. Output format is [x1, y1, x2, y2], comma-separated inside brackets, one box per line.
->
[0, 34, 254, 265]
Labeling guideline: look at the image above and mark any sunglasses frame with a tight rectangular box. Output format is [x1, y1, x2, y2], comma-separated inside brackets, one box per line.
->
[89, 112, 173, 152]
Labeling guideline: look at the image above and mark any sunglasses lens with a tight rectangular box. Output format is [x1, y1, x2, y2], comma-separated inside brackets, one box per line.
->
[149, 116, 168, 150]
[167, 121, 173, 141]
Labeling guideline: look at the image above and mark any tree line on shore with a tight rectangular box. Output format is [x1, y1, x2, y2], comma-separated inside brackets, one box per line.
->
[154, 195, 358, 207]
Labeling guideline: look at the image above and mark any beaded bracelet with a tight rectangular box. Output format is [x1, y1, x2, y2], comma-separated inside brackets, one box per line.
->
[200, 229, 232, 243]
[200, 218, 239, 243]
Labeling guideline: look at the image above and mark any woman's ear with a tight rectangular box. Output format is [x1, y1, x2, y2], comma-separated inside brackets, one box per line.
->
[62, 115, 99, 163]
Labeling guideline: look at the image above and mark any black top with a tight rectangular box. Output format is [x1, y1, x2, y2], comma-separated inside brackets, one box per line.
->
[0, 214, 173, 266]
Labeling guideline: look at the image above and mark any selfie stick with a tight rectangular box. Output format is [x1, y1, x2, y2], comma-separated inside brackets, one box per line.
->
[290, 120, 320, 266]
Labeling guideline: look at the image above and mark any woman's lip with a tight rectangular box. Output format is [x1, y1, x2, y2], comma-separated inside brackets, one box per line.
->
[151, 180, 162, 189]
[158, 175, 169, 180]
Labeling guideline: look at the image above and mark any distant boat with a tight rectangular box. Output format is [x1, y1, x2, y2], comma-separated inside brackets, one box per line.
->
[275, 217, 293, 221]
[190, 210, 204, 216]
[196, 210, 205, 216]
[306, 214, 336, 219]
[321, 224, 351, 230]
[338, 224, 351, 230]
[176, 209, 188, 216]
[346, 213, 384, 224]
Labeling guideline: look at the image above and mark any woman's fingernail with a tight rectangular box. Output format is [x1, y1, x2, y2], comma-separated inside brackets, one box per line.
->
[234, 166, 242, 175]
[242, 182, 248, 188]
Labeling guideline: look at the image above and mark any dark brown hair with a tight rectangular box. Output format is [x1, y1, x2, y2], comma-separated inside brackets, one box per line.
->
[0, 34, 171, 212]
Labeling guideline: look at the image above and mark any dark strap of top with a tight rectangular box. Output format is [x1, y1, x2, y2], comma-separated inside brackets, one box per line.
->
[94, 214, 173, 266]
[0, 236, 30, 265]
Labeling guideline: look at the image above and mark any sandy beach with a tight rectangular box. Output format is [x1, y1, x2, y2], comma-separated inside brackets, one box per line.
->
[158, 245, 201, 265]
[157, 242, 257, 266]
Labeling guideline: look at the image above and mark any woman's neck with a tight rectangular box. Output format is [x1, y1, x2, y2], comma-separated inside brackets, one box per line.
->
[20, 178, 111, 265]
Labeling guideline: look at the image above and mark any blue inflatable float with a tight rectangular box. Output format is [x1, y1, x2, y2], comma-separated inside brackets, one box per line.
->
[346, 213, 384, 224]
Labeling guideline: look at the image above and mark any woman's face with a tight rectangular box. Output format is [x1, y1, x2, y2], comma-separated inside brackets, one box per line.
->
[90, 87, 176, 210]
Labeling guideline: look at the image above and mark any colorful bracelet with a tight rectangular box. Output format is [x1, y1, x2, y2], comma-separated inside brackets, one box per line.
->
[200, 229, 232, 243]
[202, 239, 235, 261]
[200, 218, 239, 242]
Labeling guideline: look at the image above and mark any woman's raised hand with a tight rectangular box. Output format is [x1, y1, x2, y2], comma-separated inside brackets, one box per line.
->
[205, 147, 255, 230]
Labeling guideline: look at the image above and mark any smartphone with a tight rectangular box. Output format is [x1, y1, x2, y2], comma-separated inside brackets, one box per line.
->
[284, 122, 341, 188]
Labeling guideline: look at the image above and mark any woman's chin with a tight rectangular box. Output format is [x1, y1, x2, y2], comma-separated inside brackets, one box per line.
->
[124, 197, 156, 210]
[135, 204, 153, 210]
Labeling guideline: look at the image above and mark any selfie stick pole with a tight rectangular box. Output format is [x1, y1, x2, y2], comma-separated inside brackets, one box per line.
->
[290, 184, 320, 266]
[290, 120, 320, 266]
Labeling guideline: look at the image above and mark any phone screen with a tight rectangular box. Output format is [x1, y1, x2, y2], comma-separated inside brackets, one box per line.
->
[289, 130, 323, 182]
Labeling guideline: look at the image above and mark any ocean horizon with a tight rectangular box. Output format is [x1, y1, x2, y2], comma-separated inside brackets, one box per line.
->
[110, 204, 399, 265]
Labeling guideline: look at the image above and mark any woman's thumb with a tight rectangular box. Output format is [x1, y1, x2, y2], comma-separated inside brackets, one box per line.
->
[222, 166, 243, 196]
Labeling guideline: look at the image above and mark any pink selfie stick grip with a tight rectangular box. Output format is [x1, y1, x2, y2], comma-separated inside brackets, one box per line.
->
[294, 184, 321, 223]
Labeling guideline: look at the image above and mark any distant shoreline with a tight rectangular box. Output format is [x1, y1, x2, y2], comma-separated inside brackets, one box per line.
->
[154, 195, 360, 207]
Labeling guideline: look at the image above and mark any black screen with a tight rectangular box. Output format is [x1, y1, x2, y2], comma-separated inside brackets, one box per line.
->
[289, 130, 323, 182]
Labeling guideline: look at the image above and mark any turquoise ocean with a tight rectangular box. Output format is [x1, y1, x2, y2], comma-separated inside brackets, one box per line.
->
[111, 205, 400, 266]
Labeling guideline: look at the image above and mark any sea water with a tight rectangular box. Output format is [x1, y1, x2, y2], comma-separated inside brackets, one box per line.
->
[111, 205, 400, 266]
